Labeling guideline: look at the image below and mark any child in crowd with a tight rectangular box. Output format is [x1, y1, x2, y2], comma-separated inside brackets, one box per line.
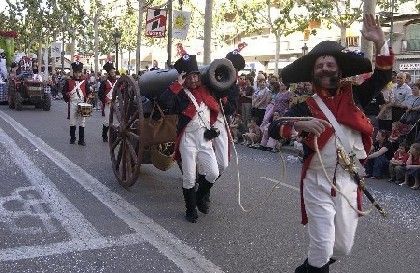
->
[364, 130, 393, 179]
[399, 143, 420, 189]
[388, 143, 409, 183]
[230, 113, 242, 143]
[242, 119, 262, 147]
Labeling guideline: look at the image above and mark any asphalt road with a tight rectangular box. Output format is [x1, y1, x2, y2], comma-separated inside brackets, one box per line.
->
[0, 100, 419, 273]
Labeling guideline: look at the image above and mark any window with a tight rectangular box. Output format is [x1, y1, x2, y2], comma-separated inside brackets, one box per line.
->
[406, 23, 420, 51]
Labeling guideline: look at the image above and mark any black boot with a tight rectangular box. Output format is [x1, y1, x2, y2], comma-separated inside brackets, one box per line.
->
[102, 125, 109, 142]
[196, 175, 213, 214]
[182, 188, 198, 223]
[69, 126, 76, 144]
[295, 259, 330, 273]
[78, 126, 86, 146]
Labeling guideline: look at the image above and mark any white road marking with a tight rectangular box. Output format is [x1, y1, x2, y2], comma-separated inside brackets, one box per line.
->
[0, 233, 145, 262]
[0, 128, 100, 240]
[260, 177, 300, 192]
[0, 110, 224, 272]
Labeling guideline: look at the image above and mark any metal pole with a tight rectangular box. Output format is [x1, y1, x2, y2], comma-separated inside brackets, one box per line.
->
[389, 0, 395, 48]
[116, 43, 119, 71]
[61, 35, 65, 73]
[166, 0, 173, 68]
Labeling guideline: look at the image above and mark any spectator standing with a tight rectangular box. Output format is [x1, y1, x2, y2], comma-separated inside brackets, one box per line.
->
[377, 82, 394, 131]
[239, 75, 254, 125]
[391, 72, 412, 122]
[150, 60, 159, 71]
[251, 73, 271, 125]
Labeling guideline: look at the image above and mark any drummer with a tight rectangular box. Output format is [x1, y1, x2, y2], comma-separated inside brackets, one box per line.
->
[98, 61, 117, 142]
[63, 58, 92, 146]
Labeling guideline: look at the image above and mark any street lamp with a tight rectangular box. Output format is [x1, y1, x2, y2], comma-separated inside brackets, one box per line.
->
[302, 43, 308, 56]
[113, 29, 122, 71]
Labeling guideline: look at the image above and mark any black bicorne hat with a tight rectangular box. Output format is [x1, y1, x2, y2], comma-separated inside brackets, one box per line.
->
[71, 61, 84, 72]
[281, 41, 372, 84]
[103, 61, 116, 73]
[173, 54, 199, 76]
[226, 50, 245, 71]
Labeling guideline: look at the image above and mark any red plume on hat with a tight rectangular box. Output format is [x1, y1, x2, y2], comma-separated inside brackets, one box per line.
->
[176, 43, 187, 57]
[236, 42, 247, 53]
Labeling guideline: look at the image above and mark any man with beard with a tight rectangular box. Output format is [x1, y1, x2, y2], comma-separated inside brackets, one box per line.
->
[269, 14, 393, 273]
[63, 59, 92, 146]
[159, 52, 220, 223]
[98, 61, 117, 142]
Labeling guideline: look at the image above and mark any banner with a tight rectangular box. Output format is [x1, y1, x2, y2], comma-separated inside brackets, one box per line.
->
[145, 8, 167, 38]
[172, 10, 191, 40]
[50, 42, 61, 58]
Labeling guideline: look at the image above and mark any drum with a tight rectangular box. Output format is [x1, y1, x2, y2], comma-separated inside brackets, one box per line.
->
[77, 103, 93, 117]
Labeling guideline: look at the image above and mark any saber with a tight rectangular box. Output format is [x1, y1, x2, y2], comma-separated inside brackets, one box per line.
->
[337, 147, 387, 217]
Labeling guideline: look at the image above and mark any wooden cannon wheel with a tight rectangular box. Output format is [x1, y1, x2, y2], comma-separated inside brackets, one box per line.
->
[109, 76, 144, 187]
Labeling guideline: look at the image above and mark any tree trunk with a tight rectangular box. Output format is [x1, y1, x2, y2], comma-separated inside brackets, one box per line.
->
[93, 12, 99, 74]
[203, 0, 213, 65]
[70, 29, 76, 61]
[361, 0, 376, 62]
[340, 26, 346, 47]
[274, 32, 280, 77]
[136, 1, 144, 72]
[52, 32, 57, 74]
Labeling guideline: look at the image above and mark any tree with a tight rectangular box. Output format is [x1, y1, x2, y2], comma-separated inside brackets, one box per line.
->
[219, 0, 309, 75]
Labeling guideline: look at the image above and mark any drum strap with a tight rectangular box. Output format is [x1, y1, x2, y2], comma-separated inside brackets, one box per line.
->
[106, 80, 116, 100]
[70, 80, 85, 99]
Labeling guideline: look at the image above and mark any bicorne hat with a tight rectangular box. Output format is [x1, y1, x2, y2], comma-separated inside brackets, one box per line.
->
[173, 43, 199, 76]
[225, 42, 247, 71]
[71, 61, 84, 72]
[103, 61, 116, 73]
[281, 41, 372, 84]
[174, 54, 199, 76]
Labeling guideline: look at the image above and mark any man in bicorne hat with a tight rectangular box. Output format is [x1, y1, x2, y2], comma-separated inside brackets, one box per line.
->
[98, 61, 117, 142]
[63, 59, 92, 146]
[269, 14, 394, 272]
[160, 49, 220, 223]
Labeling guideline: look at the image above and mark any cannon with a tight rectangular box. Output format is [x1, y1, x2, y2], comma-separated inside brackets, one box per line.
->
[138, 58, 237, 99]
[107, 58, 237, 187]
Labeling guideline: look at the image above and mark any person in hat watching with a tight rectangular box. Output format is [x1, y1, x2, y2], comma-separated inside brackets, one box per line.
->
[159, 48, 220, 223]
[269, 14, 394, 273]
[63, 58, 92, 146]
[98, 61, 117, 142]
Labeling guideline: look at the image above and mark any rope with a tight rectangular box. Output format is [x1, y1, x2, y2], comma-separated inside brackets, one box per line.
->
[218, 104, 374, 215]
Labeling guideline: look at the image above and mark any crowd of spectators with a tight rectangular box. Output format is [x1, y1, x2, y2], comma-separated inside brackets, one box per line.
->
[230, 71, 312, 154]
[362, 71, 419, 190]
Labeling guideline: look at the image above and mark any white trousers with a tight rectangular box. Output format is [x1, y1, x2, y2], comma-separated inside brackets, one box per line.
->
[69, 100, 86, 127]
[179, 127, 219, 189]
[103, 103, 110, 126]
[303, 164, 358, 268]
[213, 118, 229, 174]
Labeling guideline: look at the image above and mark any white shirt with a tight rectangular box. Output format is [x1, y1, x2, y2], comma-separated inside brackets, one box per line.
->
[392, 83, 412, 104]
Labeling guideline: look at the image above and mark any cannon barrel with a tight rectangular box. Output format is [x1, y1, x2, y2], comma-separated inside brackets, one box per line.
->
[138, 58, 236, 99]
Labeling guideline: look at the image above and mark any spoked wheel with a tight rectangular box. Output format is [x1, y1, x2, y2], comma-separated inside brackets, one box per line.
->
[109, 76, 144, 188]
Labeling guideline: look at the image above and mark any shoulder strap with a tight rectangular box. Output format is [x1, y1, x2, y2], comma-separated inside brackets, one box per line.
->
[184, 89, 210, 129]
[312, 94, 352, 153]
